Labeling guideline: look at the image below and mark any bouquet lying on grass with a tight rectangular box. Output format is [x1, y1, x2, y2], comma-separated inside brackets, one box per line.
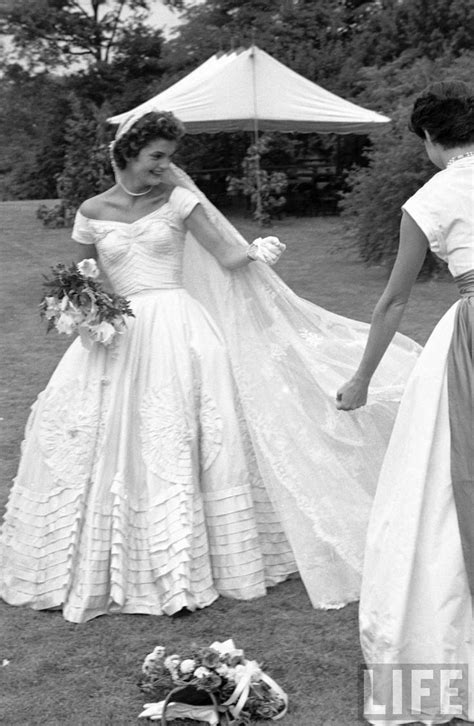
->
[138, 639, 288, 725]
[40, 259, 134, 349]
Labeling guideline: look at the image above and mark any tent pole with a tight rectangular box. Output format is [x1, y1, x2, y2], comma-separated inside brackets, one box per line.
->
[253, 117, 262, 221]
[250, 42, 263, 220]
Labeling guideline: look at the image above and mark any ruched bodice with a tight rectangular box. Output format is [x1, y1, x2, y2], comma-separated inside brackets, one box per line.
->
[88, 207, 185, 296]
[71, 186, 200, 296]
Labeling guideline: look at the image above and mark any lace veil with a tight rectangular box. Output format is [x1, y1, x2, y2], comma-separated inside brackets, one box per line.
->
[112, 117, 421, 607]
[167, 162, 420, 607]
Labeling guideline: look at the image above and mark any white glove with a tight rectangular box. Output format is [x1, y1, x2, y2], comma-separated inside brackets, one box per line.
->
[247, 236, 286, 265]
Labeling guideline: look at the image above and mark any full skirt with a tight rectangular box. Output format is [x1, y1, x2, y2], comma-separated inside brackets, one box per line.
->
[360, 301, 474, 725]
[0, 289, 296, 622]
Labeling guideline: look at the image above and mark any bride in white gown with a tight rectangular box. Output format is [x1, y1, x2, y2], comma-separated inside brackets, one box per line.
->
[0, 110, 420, 623]
[337, 80, 474, 724]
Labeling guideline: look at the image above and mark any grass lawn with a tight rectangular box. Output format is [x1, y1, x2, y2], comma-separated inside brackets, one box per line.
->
[0, 201, 461, 726]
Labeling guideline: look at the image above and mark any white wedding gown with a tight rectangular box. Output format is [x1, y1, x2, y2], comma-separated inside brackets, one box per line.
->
[0, 182, 420, 623]
[360, 156, 474, 725]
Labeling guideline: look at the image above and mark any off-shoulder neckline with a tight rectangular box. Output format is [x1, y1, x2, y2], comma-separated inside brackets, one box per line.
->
[78, 186, 187, 226]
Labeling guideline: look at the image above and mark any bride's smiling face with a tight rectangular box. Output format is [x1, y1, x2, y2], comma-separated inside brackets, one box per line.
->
[127, 138, 178, 186]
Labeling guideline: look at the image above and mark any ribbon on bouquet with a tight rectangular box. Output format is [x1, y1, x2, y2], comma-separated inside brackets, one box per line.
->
[210, 640, 288, 721]
[221, 660, 288, 721]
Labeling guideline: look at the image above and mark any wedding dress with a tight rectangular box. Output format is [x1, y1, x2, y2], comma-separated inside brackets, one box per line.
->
[0, 167, 420, 623]
[360, 155, 474, 725]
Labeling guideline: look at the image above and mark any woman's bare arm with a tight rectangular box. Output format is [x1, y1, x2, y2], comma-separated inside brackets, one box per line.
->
[336, 212, 428, 410]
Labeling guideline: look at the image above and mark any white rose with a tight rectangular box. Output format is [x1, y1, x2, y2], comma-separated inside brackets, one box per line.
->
[150, 646, 166, 659]
[179, 658, 196, 675]
[142, 646, 166, 673]
[55, 311, 78, 335]
[194, 666, 211, 679]
[164, 655, 181, 672]
[44, 296, 61, 320]
[58, 295, 84, 321]
[90, 321, 116, 346]
[77, 258, 100, 279]
[215, 664, 230, 677]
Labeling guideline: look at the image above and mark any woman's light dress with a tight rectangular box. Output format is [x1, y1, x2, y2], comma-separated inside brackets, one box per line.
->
[360, 156, 474, 725]
[0, 185, 420, 623]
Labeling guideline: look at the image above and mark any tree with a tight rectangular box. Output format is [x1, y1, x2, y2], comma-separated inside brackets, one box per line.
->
[166, 0, 352, 89]
[0, 65, 71, 199]
[345, 0, 474, 68]
[1, 0, 184, 71]
[0, 1, 183, 199]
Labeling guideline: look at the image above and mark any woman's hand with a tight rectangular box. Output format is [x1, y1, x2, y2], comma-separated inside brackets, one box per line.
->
[248, 236, 286, 265]
[336, 377, 370, 411]
[185, 206, 285, 269]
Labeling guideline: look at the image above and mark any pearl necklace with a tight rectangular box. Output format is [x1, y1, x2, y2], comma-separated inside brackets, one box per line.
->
[447, 151, 474, 167]
[117, 179, 152, 196]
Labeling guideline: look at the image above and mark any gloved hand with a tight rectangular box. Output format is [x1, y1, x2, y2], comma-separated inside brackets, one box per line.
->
[247, 236, 286, 265]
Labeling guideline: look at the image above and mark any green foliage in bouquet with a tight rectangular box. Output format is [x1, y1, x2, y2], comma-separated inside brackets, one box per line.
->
[40, 260, 134, 348]
[40, 262, 133, 329]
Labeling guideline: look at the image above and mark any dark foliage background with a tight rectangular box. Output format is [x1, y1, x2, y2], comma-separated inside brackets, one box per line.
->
[1, 0, 473, 268]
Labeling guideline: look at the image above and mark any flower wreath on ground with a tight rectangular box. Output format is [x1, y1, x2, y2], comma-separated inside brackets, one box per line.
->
[137, 639, 288, 725]
[39, 258, 134, 349]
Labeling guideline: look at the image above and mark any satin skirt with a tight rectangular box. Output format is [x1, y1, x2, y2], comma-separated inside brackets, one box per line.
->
[0, 289, 296, 622]
[360, 300, 474, 725]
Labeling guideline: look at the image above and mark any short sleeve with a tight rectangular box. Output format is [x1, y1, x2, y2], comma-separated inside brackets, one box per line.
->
[170, 187, 200, 222]
[72, 211, 96, 246]
[401, 174, 443, 247]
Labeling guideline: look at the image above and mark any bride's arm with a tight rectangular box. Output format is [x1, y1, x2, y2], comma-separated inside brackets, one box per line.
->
[336, 212, 428, 410]
[75, 243, 97, 263]
[184, 204, 284, 269]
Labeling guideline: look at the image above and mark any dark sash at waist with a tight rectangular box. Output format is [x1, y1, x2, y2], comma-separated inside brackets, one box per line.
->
[447, 270, 474, 592]
[454, 269, 474, 298]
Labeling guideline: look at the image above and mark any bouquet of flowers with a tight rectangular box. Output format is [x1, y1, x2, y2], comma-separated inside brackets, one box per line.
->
[39, 259, 134, 349]
[138, 639, 288, 725]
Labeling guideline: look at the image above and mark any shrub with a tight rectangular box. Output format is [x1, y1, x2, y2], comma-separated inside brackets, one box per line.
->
[340, 106, 440, 274]
[227, 136, 288, 225]
[38, 95, 114, 227]
[340, 51, 474, 276]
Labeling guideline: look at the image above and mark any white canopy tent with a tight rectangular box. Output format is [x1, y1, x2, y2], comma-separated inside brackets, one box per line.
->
[108, 45, 390, 133]
[108, 45, 390, 212]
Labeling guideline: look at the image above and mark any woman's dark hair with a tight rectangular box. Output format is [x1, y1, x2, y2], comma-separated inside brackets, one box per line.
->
[409, 80, 474, 148]
[113, 111, 185, 169]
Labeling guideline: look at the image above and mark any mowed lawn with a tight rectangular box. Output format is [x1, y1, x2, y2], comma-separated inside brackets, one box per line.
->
[0, 200, 460, 726]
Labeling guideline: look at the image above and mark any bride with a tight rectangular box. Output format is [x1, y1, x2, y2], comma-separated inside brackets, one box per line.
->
[0, 109, 420, 623]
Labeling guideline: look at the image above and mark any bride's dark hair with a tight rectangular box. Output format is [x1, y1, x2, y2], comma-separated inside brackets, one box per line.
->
[113, 111, 185, 169]
[409, 80, 474, 148]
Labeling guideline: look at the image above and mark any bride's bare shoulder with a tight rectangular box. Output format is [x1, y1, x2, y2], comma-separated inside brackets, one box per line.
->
[79, 188, 117, 220]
